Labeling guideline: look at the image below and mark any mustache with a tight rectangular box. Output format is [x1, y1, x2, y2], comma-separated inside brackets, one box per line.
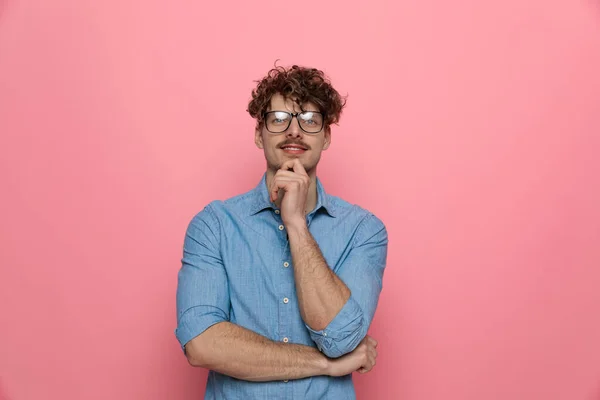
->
[278, 140, 311, 150]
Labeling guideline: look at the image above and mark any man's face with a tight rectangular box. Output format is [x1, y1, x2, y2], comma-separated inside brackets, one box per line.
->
[255, 93, 331, 175]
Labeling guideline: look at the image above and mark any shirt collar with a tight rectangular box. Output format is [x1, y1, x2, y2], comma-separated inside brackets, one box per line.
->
[247, 173, 337, 218]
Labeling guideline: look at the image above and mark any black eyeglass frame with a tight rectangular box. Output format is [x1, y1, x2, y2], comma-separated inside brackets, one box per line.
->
[262, 111, 326, 134]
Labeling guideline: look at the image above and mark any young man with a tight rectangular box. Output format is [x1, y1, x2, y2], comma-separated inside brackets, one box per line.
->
[175, 65, 388, 399]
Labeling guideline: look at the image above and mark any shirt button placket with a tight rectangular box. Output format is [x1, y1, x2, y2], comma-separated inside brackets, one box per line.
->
[278, 227, 293, 393]
[281, 300, 291, 385]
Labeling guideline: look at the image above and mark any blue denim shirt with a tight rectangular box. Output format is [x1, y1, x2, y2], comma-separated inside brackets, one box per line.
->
[175, 173, 388, 400]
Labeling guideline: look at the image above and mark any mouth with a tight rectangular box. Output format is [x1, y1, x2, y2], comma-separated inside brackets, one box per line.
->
[280, 145, 308, 154]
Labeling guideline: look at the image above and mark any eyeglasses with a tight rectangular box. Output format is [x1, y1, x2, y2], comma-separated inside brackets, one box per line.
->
[263, 111, 325, 134]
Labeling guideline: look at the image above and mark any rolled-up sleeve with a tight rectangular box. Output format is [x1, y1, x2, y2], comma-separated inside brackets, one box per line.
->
[307, 213, 388, 358]
[175, 204, 230, 353]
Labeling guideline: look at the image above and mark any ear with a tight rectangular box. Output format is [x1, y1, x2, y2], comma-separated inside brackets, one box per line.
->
[255, 128, 264, 149]
[322, 127, 331, 150]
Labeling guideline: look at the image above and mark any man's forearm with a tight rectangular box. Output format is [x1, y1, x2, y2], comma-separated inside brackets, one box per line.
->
[185, 321, 329, 381]
[286, 222, 351, 331]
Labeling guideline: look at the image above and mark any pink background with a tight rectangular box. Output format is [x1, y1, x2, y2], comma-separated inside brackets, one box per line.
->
[1, 0, 600, 399]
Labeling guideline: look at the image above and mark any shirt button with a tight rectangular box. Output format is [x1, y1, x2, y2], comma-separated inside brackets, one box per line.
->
[283, 262, 289, 268]
[275, 209, 280, 214]
[284, 380, 289, 383]
[283, 297, 289, 304]
[283, 337, 289, 343]
[278, 225, 285, 231]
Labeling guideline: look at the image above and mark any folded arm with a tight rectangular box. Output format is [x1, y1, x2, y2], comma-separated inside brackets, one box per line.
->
[287, 212, 388, 358]
[184, 321, 327, 381]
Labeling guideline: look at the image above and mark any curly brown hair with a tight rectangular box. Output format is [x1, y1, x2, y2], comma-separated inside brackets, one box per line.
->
[247, 64, 346, 131]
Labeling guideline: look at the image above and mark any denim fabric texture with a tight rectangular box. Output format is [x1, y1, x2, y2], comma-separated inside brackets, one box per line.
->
[175, 173, 388, 399]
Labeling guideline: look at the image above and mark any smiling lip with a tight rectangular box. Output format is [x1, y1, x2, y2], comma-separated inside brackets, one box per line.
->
[280, 145, 307, 154]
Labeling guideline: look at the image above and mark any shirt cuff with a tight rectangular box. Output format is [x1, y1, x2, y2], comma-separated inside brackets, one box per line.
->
[305, 295, 364, 358]
[175, 305, 228, 353]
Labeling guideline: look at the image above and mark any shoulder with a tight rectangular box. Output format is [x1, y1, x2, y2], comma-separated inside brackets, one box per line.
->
[328, 194, 386, 231]
[188, 186, 257, 227]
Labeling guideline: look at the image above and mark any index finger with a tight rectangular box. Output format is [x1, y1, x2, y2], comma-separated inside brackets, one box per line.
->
[292, 158, 308, 176]
[369, 337, 378, 348]
[279, 159, 296, 172]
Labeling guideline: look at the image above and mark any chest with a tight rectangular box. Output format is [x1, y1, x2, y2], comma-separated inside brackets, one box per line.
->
[218, 212, 353, 286]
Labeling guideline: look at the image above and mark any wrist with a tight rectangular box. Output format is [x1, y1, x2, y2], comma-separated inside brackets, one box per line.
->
[320, 355, 333, 376]
[283, 217, 308, 232]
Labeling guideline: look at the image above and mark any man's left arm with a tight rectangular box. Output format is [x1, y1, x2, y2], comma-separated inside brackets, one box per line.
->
[286, 213, 388, 358]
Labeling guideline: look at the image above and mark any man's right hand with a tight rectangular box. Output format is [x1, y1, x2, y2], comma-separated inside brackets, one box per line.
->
[326, 335, 378, 376]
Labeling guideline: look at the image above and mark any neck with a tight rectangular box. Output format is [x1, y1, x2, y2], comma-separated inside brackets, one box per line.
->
[266, 166, 318, 214]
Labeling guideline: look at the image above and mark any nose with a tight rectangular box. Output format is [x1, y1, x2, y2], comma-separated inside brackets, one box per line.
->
[285, 116, 303, 138]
